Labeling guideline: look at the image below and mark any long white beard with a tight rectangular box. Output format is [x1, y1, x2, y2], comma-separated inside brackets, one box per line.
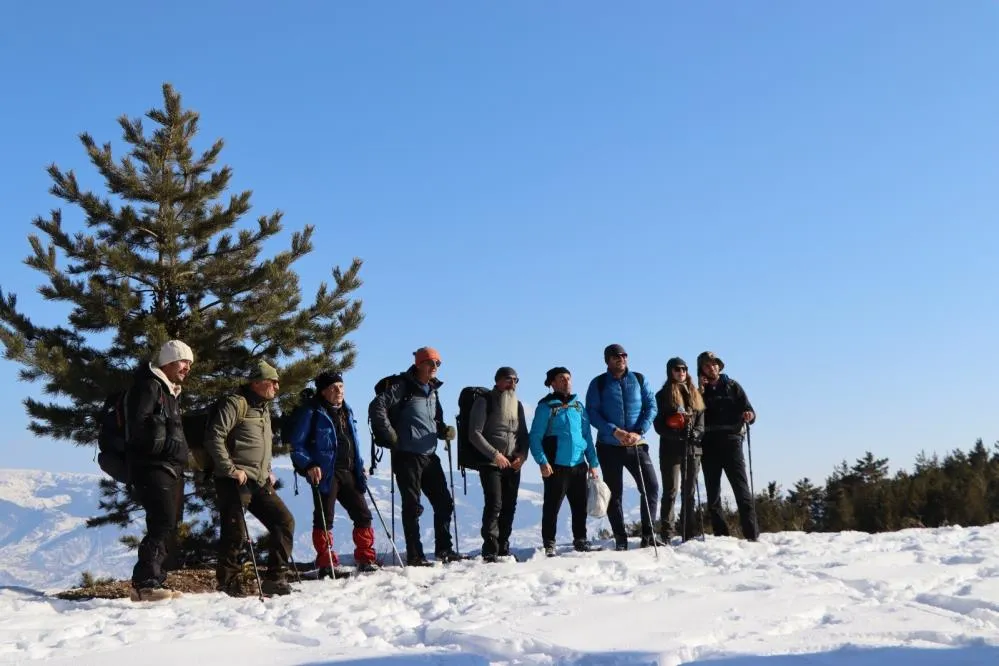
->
[497, 389, 519, 424]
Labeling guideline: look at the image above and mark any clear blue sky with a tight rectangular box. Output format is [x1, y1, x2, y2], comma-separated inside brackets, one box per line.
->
[1, 1, 997, 492]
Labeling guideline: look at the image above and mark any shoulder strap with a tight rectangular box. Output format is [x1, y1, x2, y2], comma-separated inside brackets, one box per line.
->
[597, 374, 606, 393]
[635, 372, 645, 392]
[234, 394, 249, 421]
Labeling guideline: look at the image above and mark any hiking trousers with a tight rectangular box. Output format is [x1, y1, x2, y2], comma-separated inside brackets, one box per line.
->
[131, 464, 184, 588]
[478, 466, 521, 557]
[541, 463, 588, 546]
[392, 451, 454, 560]
[216, 476, 295, 586]
[701, 435, 758, 540]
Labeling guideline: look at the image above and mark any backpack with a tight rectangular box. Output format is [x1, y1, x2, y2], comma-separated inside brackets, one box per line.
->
[184, 394, 249, 474]
[455, 386, 493, 473]
[368, 374, 403, 474]
[596, 371, 645, 394]
[96, 389, 132, 484]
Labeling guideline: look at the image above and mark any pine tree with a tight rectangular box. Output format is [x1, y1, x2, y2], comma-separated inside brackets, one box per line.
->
[0, 83, 363, 565]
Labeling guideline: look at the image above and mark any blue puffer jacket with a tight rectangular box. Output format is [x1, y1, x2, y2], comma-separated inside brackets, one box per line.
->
[528, 393, 600, 469]
[288, 399, 366, 494]
[585, 370, 658, 446]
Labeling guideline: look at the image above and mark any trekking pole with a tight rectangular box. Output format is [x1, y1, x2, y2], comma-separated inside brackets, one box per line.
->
[313, 482, 337, 577]
[680, 441, 689, 543]
[747, 422, 759, 537]
[695, 467, 706, 542]
[633, 443, 659, 560]
[445, 436, 460, 554]
[390, 449, 396, 545]
[367, 485, 405, 567]
[239, 505, 265, 602]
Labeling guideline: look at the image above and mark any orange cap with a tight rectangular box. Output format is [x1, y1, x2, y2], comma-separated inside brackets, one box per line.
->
[414, 346, 441, 366]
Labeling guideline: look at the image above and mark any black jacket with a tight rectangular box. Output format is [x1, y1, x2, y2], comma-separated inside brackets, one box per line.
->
[701, 374, 755, 440]
[652, 385, 705, 456]
[126, 364, 188, 473]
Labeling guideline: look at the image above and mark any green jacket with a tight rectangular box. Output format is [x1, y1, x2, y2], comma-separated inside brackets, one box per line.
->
[205, 388, 273, 483]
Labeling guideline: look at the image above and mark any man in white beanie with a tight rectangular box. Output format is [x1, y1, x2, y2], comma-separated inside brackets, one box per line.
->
[126, 339, 193, 602]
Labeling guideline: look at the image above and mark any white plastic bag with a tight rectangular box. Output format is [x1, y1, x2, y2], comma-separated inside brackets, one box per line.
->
[587, 475, 611, 518]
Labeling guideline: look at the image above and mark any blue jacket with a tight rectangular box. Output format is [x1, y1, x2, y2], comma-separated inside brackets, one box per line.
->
[585, 370, 658, 446]
[288, 399, 366, 494]
[528, 393, 600, 469]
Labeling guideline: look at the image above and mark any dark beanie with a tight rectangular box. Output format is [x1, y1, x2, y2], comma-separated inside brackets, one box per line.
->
[315, 370, 344, 392]
[494, 366, 518, 382]
[666, 357, 688, 373]
[544, 366, 571, 387]
[604, 343, 626, 360]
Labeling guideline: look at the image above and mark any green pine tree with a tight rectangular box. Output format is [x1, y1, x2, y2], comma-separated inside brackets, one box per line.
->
[0, 83, 363, 565]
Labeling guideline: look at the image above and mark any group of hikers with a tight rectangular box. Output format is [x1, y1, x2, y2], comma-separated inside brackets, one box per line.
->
[121, 341, 757, 602]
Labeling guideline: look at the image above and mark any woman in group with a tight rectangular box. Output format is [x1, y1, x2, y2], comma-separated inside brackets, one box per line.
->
[652, 357, 705, 543]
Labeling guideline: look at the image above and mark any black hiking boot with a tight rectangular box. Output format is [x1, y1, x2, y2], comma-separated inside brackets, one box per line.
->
[436, 549, 470, 564]
[497, 541, 511, 557]
[261, 578, 293, 596]
[407, 555, 434, 567]
[482, 553, 498, 563]
[573, 539, 595, 552]
[640, 534, 665, 548]
[357, 561, 381, 574]
[615, 538, 629, 551]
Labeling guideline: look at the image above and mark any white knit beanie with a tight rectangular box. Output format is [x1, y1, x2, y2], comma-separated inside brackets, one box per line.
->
[156, 340, 194, 367]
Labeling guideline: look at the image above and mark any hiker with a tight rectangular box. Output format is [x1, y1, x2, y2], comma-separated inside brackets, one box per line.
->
[697, 351, 758, 541]
[288, 370, 379, 576]
[652, 357, 706, 543]
[206, 360, 296, 596]
[368, 346, 463, 566]
[529, 366, 601, 557]
[585, 344, 661, 550]
[127, 340, 193, 602]
[468, 366, 530, 562]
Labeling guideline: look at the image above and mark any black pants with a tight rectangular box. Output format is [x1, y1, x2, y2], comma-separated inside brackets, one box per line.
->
[660, 444, 702, 541]
[312, 468, 372, 530]
[131, 465, 184, 588]
[701, 436, 758, 540]
[478, 466, 521, 556]
[216, 476, 296, 586]
[392, 451, 454, 559]
[541, 463, 588, 546]
[597, 443, 660, 542]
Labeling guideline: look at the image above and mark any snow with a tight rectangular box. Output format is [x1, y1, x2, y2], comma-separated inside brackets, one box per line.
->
[2, 469, 999, 664]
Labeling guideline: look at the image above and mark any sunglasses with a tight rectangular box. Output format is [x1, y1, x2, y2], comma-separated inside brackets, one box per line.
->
[424, 359, 442, 368]
[501, 376, 519, 384]
[612, 353, 628, 359]
[672, 367, 688, 373]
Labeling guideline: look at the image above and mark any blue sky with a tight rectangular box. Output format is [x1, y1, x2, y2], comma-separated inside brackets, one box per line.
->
[1, 1, 997, 492]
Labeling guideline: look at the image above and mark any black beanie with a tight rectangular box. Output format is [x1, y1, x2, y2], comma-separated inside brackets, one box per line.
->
[544, 366, 571, 387]
[494, 366, 518, 382]
[315, 370, 344, 392]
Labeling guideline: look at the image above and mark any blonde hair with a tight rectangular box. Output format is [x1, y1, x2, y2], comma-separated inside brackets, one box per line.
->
[669, 376, 705, 413]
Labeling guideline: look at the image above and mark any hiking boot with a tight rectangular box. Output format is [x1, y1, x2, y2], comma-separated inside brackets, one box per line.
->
[435, 549, 469, 563]
[573, 539, 595, 552]
[482, 553, 498, 563]
[261, 578, 293, 596]
[543, 542, 557, 557]
[640, 535, 665, 548]
[615, 539, 629, 551]
[130, 586, 177, 602]
[356, 561, 381, 574]
[497, 541, 511, 557]
[407, 555, 434, 567]
[218, 578, 248, 598]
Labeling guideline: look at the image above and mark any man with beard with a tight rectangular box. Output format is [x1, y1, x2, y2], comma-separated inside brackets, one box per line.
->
[127, 340, 193, 601]
[467, 366, 530, 562]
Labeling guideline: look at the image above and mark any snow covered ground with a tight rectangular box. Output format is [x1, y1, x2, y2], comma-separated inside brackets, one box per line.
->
[3, 518, 999, 664]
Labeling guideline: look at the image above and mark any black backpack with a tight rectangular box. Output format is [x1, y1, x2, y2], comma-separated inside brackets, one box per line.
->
[96, 389, 132, 484]
[368, 373, 404, 474]
[455, 386, 493, 473]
